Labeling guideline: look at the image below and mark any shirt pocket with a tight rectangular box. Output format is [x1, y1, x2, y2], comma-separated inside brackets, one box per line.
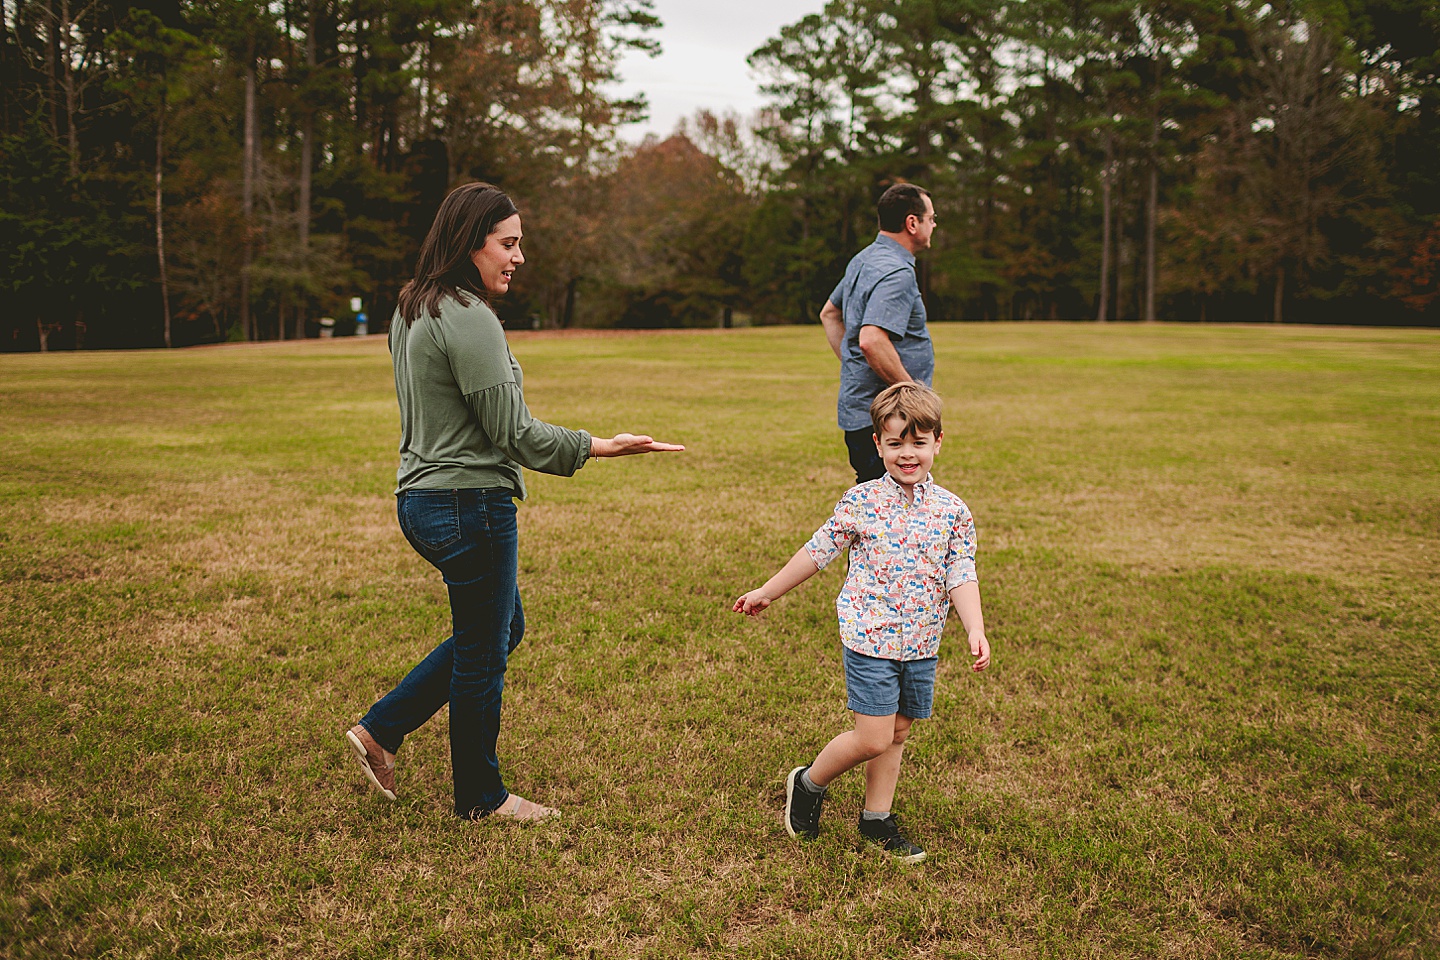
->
[918, 535, 948, 580]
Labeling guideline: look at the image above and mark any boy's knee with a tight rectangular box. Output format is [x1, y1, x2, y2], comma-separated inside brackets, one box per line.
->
[857, 735, 891, 758]
[854, 714, 910, 757]
[891, 716, 914, 746]
[856, 726, 897, 757]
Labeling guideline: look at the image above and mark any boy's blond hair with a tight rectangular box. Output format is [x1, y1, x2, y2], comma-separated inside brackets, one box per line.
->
[870, 381, 943, 438]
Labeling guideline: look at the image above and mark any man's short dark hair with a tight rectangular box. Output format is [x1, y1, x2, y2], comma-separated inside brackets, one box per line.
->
[877, 183, 931, 233]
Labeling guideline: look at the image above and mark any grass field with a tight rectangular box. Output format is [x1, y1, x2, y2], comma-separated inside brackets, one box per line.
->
[2, 323, 1438, 959]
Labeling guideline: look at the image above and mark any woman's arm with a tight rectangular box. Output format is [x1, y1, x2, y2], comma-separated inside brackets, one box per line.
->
[467, 382, 591, 476]
[468, 384, 683, 475]
[448, 306, 681, 473]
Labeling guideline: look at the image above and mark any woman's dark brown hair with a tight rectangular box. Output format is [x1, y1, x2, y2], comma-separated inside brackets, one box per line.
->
[397, 182, 519, 326]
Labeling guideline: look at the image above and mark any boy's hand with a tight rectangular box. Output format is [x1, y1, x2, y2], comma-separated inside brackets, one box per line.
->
[733, 590, 772, 617]
[969, 630, 991, 671]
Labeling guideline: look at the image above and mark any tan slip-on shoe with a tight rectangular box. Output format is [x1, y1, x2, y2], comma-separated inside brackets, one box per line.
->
[346, 725, 397, 800]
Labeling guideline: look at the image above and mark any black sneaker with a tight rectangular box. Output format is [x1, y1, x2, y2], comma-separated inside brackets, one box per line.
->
[859, 813, 927, 863]
[784, 766, 826, 840]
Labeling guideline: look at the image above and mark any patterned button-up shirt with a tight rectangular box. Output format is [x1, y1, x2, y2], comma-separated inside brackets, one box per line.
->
[804, 474, 978, 661]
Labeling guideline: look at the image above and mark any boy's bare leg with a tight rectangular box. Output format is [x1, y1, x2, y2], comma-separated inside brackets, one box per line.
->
[807, 713, 902, 787]
[863, 714, 913, 812]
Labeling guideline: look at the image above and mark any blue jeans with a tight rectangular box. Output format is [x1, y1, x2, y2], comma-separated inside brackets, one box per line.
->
[360, 488, 523, 818]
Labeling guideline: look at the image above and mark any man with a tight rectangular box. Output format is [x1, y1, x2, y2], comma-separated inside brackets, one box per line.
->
[820, 183, 937, 484]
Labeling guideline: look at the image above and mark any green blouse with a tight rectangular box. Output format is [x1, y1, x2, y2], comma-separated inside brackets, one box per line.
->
[390, 296, 590, 499]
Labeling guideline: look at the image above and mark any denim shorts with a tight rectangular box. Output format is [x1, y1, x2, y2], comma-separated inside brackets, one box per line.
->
[843, 646, 938, 719]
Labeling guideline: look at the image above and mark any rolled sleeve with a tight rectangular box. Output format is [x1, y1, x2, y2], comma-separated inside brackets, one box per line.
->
[804, 491, 860, 570]
[943, 507, 979, 590]
[861, 269, 918, 339]
[466, 382, 591, 477]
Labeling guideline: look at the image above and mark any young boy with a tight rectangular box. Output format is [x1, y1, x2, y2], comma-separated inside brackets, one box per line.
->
[734, 381, 990, 862]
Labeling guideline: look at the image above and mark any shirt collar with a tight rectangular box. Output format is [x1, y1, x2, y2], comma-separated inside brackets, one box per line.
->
[879, 471, 932, 505]
[873, 233, 917, 266]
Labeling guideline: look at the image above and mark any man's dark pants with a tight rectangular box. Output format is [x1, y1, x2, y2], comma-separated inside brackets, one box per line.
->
[845, 428, 885, 485]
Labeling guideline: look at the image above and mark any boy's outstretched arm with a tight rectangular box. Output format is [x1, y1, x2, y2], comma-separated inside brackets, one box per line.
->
[949, 581, 991, 671]
[734, 548, 821, 616]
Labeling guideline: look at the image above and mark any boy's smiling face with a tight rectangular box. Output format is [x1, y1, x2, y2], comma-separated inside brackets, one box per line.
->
[874, 415, 941, 490]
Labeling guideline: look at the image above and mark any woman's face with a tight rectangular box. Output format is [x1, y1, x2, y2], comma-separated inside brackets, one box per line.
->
[470, 213, 524, 296]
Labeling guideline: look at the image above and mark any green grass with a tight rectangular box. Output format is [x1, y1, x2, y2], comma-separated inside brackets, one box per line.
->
[2, 323, 1437, 958]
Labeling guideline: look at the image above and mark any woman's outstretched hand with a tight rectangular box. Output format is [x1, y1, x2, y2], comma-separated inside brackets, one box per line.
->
[591, 434, 685, 458]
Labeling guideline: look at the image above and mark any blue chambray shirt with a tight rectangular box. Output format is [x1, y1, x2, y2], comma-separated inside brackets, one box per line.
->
[828, 234, 935, 431]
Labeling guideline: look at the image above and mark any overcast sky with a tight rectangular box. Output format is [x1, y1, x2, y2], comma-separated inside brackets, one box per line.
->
[614, 0, 827, 142]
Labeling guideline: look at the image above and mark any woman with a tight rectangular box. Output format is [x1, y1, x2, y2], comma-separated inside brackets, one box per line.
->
[345, 182, 683, 820]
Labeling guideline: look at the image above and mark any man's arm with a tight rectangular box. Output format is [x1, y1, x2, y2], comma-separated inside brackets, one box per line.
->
[858, 324, 912, 384]
[819, 300, 844, 360]
[857, 269, 919, 384]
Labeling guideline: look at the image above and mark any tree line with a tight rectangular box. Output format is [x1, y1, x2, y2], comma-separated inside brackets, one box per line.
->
[2, 0, 1438, 351]
[1, 0, 671, 348]
[746, 0, 1440, 327]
